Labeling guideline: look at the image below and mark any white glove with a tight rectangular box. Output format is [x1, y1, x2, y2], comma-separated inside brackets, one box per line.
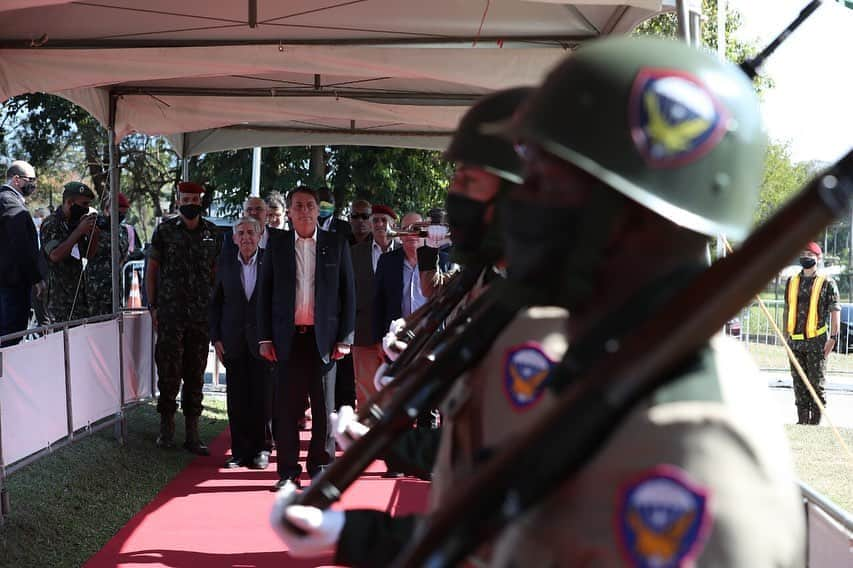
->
[388, 317, 407, 336]
[269, 481, 346, 558]
[382, 330, 408, 361]
[426, 224, 451, 248]
[373, 361, 396, 392]
[329, 405, 369, 451]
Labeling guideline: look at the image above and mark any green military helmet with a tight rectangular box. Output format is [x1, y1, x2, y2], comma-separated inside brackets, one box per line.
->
[512, 36, 766, 241]
[445, 86, 533, 184]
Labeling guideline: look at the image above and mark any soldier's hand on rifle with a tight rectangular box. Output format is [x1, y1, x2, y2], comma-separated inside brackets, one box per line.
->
[269, 481, 345, 557]
[425, 224, 451, 249]
[331, 342, 350, 361]
[330, 405, 368, 451]
[382, 331, 407, 361]
[372, 362, 395, 392]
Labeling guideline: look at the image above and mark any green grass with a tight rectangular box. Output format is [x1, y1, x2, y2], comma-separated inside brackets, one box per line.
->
[0, 399, 227, 568]
[785, 424, 853, 513]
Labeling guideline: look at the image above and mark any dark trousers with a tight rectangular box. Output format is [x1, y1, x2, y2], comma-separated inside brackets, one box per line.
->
[790, 348, 826, 424]
[225, 351, 269, 461]
[335, 352, 356, 410]
[274, 327, 336, 479]
[155, 319, 208, 417]
[0, 286, 31, 347]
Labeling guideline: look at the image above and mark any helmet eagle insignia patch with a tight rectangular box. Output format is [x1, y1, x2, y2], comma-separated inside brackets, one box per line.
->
[616, 465, 712, 568]
[629, 68, 728, 168]
[502, 343, 553, 410]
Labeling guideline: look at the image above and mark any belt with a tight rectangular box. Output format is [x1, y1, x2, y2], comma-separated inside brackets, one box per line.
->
[295, 325, 314, 335]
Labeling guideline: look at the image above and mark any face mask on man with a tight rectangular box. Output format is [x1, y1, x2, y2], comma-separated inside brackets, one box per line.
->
[318, 201, 335, 219]
[118, 212, 127, 223]
[179, 204, 202, 220]
[68, 203, 88, 226]
[19, 180, 36, 197]
[799, 257, 817, 269]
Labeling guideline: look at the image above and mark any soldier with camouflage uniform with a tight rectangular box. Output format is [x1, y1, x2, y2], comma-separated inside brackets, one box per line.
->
[783, 241, 840, 425]
[86, 193, 129, 316]
[146, 181, 220, 454]
[40, 181, 100, 322]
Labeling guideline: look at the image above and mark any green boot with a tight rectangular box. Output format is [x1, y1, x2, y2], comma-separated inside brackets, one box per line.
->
[156, 413, 176, 448]
[183, 415, 210, 456]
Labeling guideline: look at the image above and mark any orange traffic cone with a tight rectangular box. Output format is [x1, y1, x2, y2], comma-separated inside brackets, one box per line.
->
[128, 270, 142, 309]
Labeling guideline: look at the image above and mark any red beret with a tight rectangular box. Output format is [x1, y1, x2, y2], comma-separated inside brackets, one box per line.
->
[806, 242, 822, 256]
[371, 204, 397, 220]
[117, 192, 130, 208]
[178, 181, 205, 194]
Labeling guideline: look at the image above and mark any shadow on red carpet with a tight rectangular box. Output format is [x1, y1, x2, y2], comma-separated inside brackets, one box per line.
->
[84, 427, 430, 568]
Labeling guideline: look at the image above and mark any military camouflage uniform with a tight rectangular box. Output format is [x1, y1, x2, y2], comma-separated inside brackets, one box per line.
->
[783, 272, 840, 424]
[86, 220, 129, 316]
[150, 216, 219, 418]
[40, 208, 89, 322]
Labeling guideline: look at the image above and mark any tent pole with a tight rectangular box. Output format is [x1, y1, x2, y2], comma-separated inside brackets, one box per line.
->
[251, 147, 261, 197]
[108, 92, 121, 315]
[181, 133, 190, 181]
[676, 0, 691, 43]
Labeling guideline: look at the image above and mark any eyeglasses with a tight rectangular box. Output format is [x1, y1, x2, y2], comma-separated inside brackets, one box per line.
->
[16, 175, 36, 182]
[350, 213, 370, 220]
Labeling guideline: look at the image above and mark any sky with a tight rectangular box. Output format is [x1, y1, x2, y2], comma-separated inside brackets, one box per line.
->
[731, 0, 853, 164]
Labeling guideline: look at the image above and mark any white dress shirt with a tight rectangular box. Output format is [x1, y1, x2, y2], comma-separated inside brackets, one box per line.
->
[259, 228, 269, 250]
[371, 239, 396, 272]
[295, 227, 317, 325]
[238, 249, 259, 301]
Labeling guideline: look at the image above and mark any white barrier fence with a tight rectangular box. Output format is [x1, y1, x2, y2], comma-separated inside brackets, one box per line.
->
[0, 311, 155, 522]
[802, 482, 853, 567]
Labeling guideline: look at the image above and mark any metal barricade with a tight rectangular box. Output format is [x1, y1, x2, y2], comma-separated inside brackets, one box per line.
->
[0, 310, 155, 524]
[801, 482, 853, 567]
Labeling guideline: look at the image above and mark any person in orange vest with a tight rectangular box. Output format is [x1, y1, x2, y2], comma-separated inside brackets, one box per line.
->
[783, 241, 840, 425]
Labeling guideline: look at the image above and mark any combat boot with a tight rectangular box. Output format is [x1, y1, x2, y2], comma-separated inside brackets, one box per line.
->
[183, 415, 210, 456]
[809, 403, 822, 426]
[796, 406, 809, 425]
[156, 413, 176, 448]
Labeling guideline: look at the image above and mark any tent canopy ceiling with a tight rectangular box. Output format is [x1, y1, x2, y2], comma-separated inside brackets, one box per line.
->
[0, 1, 669, 155]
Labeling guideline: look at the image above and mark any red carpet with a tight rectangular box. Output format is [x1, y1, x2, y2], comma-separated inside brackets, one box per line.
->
[84, 428, 430, 567]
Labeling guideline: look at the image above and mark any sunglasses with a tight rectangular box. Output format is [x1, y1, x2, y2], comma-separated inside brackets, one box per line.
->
[350, 213, 371, 220]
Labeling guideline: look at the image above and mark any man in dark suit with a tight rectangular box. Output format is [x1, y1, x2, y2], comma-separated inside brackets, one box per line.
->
[0, 160, 43, 346]
[351, 203, 398, 408]
[258, 187, 355, 490]
[373, 211, 449, 445]
[210, 216, 270, 469]
[317, 187, 353, 241]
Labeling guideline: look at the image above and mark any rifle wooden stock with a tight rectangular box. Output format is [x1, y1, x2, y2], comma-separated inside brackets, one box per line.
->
[356, 266, 486, 425]
[393, 150, 853, 567]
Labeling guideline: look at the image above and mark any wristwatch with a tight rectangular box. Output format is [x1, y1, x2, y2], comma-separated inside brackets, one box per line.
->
[830, 334, 839, 340]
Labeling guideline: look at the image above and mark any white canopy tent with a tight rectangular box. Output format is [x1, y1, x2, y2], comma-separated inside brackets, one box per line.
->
[0, 0, 674, 311]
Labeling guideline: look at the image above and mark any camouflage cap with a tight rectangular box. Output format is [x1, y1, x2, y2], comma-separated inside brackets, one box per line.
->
[62, 181, 95, 200]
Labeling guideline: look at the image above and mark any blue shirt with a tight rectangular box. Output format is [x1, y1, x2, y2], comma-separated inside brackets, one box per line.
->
[401, 259, 427, 318]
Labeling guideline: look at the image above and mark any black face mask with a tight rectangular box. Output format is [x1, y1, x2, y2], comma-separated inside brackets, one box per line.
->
[500, 196, 581, 306]
[68, 203, 88, 226]
[19, 181, 36, 197]
[799, 257, 817, 269]
[117, 212, 127, 223]
[179, 204, 202, 220]
[447, 193, 492, 254]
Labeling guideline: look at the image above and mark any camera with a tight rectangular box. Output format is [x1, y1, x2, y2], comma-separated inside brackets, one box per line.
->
[95, 214, 111, 231]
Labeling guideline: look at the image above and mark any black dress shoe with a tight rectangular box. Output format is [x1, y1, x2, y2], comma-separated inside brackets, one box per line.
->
[381, 470, 405, 479]
[223, 457, 243, 469]
[249, 451, 270, 470]
[271, 476, 301, 492]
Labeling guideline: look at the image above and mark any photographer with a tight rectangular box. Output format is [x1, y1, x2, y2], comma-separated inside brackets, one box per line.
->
[87, 192, 129, 316]
[40, 181, 100, 322]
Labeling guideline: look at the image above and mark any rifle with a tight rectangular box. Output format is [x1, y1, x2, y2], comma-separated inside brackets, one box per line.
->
[284, 276, 526, 521]
[392, 152, 853, 567]
[356, 265, 487, 425]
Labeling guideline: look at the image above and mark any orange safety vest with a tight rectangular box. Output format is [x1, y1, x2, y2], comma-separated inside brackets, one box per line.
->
[786, 273, 827, 340]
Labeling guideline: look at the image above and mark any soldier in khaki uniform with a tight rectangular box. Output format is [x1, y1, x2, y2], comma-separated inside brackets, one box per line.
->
[146, 181, 220, 454]
[783, 241, 840, 425]
[484, 36, 805, 567]
[267, 87, 570, 566]
[40, 181, 100, 322]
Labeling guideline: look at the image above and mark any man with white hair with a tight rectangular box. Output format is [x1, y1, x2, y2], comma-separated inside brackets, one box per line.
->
[0, 160, 43, 344]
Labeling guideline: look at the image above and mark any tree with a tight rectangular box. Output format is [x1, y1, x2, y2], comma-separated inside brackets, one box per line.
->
[754, 141, 812, 224]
